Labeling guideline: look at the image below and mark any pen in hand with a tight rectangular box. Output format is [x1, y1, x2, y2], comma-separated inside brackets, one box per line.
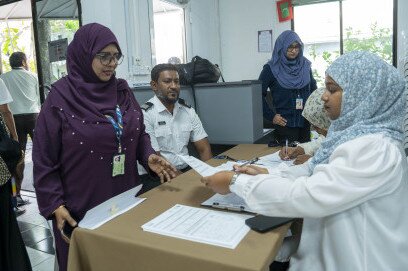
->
[237, 157, 259, 168]
[284, 139, 289, 160]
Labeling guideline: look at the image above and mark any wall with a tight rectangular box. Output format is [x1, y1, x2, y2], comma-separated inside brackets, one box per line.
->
[218, 0, 290, 81]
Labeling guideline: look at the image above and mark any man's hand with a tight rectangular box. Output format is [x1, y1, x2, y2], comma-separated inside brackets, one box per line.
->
[272, 114, 287, 127]
[54, 206, 77, 244]
[201, 171, 234, 195]
[148, 154, 177, 183]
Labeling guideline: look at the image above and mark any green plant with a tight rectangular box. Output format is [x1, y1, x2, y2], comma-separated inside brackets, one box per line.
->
[308, 23, 392, 84]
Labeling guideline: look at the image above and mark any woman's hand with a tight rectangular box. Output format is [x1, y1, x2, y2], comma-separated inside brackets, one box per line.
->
[54, 206, 77, 244]
[201, 171, 234, 195]
[148, 154, 177, 183]
[278, 146, 305, 160]
[233, 164, 268, 175]
[273, 114, 287, 127]
[293, 154, 312, 165]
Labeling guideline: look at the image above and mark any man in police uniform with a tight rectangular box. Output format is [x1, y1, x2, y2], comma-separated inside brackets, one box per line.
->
[139, 64, 212, 192]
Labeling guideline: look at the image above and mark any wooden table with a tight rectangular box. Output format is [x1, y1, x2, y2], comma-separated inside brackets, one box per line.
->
[68, 144, 289, 271]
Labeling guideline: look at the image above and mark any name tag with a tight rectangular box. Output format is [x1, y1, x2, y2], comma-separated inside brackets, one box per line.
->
[112, 154, 125, 177]
[158, 121, 166, 125]
[296, 98, 303, 110]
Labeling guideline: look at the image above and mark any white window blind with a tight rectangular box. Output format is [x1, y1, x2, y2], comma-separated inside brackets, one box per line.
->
[291, 0, 340, 6]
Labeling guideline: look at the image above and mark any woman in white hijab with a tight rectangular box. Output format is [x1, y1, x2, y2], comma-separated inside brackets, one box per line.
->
[278, 87, 331, 164]
[202, 51, 408, 271]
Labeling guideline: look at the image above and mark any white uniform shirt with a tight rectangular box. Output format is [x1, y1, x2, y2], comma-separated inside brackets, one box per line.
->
[231, 134, 408, 271]
[143, 95, 208, 169]
[0, 78, 13, 105]
[0, 68, 40, 114]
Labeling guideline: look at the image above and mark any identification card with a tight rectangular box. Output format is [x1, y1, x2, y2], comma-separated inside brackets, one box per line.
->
[112, 154, 125, 177]
[296, 98, 303, 110]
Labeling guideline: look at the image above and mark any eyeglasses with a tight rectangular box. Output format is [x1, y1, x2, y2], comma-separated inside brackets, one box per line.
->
[95, 52, 124, 66]
[287, 44, 301, 52]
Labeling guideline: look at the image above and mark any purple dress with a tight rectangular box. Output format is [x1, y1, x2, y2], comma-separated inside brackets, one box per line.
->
[33, 23, 155, 271]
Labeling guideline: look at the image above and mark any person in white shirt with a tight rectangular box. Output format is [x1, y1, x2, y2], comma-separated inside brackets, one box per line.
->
[0, 78, 18, 141]
[139, 64, 212, 192]
[202, 51, 408, 271]
[0, 52, 40, 152]
[279, 87, 331, 164]
[1, 52, 40, 206]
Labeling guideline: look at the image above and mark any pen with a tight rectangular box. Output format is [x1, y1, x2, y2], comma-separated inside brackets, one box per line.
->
[285, 139, 289, 159]
[212, 202, 245, 212]
[240, 157, 259, 167]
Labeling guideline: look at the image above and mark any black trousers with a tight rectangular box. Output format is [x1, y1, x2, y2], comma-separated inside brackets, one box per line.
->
[14, 113, 38, 152]
[0, 181, 32, 271]
[273, 122, 311, 144]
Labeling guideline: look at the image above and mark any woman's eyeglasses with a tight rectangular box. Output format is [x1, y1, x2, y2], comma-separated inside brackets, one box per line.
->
[287, 45, 300, 52]
[95, 52, 124, 66]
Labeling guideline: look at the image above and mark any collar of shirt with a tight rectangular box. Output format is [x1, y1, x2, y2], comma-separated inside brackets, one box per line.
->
[151, 95, 183, 116]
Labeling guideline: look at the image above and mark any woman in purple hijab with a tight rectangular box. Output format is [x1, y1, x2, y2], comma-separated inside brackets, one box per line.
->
[259, 30, 317, 144]
[33, 23, 176, 271]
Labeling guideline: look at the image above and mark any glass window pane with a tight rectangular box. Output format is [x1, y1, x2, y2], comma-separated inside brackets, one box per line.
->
[342, 0, 393, 64]
[153, 0, 186, 64]
[294, 2, 340, 87]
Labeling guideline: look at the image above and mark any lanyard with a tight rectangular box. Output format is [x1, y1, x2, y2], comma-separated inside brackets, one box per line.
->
[105, 105, 123, 153]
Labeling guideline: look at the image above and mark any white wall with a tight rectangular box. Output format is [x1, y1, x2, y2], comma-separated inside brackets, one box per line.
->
[81, 0, 406, 82]
[218, 0, 290, 81]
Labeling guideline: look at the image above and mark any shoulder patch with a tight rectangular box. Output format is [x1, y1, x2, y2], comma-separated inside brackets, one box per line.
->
[141, 102, 153, 111]
[178, 98, 191, 108]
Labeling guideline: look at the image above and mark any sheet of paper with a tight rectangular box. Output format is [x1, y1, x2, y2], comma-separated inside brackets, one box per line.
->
[179, 155, 224, 177]
[201, 193, 256, 213]
[79, 185, 145, 230]
[142, 204, 253, 249]
[257, 152, 293, 167]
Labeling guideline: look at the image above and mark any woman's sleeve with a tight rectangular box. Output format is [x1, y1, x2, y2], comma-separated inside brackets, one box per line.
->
[230, 135, 405, 218]
[258, 65, 276, 121]
[33, 98, 65, 219]
[134, 102, 156, 170]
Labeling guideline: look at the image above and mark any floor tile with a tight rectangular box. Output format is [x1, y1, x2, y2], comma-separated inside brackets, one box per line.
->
[21, 225, 52, 247]
[26, 246, 54, 268]
[32, 256, 56, 271]
[30, 236, 56, 255]
[18, 220, 37, 233]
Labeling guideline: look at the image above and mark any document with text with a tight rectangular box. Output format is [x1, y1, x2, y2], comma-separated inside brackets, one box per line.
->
[142, 204, 253, 249]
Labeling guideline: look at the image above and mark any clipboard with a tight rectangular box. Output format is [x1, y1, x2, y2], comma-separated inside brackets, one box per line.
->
[245, 215, 295, 233]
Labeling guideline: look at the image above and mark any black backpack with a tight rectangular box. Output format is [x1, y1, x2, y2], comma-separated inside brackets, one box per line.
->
[177, 56, 224, 85]
[176, 56, 225, 108]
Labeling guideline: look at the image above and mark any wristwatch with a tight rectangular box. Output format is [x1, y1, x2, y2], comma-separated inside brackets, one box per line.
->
[229, 172, 240, 186]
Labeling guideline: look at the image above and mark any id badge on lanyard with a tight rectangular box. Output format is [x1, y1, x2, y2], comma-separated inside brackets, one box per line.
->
[296, 94, 303, 110]
[106, 105, 125, 177]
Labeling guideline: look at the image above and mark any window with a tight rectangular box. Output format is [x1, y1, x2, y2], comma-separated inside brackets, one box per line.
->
[294, 0, 394, 86]
[152, 0, 186, 64]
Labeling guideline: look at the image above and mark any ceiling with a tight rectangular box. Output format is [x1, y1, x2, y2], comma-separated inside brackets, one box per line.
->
[0, 0, 78, 20]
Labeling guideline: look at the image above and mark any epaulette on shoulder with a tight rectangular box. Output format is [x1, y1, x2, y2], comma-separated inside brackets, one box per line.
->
[178, 98, 191, 108]
[141, 102, 153, 111]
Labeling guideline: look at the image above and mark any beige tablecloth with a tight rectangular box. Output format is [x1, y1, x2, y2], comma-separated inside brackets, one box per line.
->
[68, 144, 290, 271]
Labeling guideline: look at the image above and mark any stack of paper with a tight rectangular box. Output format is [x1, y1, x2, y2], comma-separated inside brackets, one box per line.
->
[142, 204, 253, 249]
[79, 185, 145, 230]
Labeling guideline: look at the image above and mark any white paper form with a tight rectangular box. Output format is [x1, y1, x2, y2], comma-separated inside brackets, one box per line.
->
[179, 155, 223, 177]
[257, 152, 294, 167]
[142, 204, 253, 249]
[79, 185, 145, 230]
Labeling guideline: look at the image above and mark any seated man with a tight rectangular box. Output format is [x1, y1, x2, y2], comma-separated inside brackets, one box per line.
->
[139, 64, 212, 192]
